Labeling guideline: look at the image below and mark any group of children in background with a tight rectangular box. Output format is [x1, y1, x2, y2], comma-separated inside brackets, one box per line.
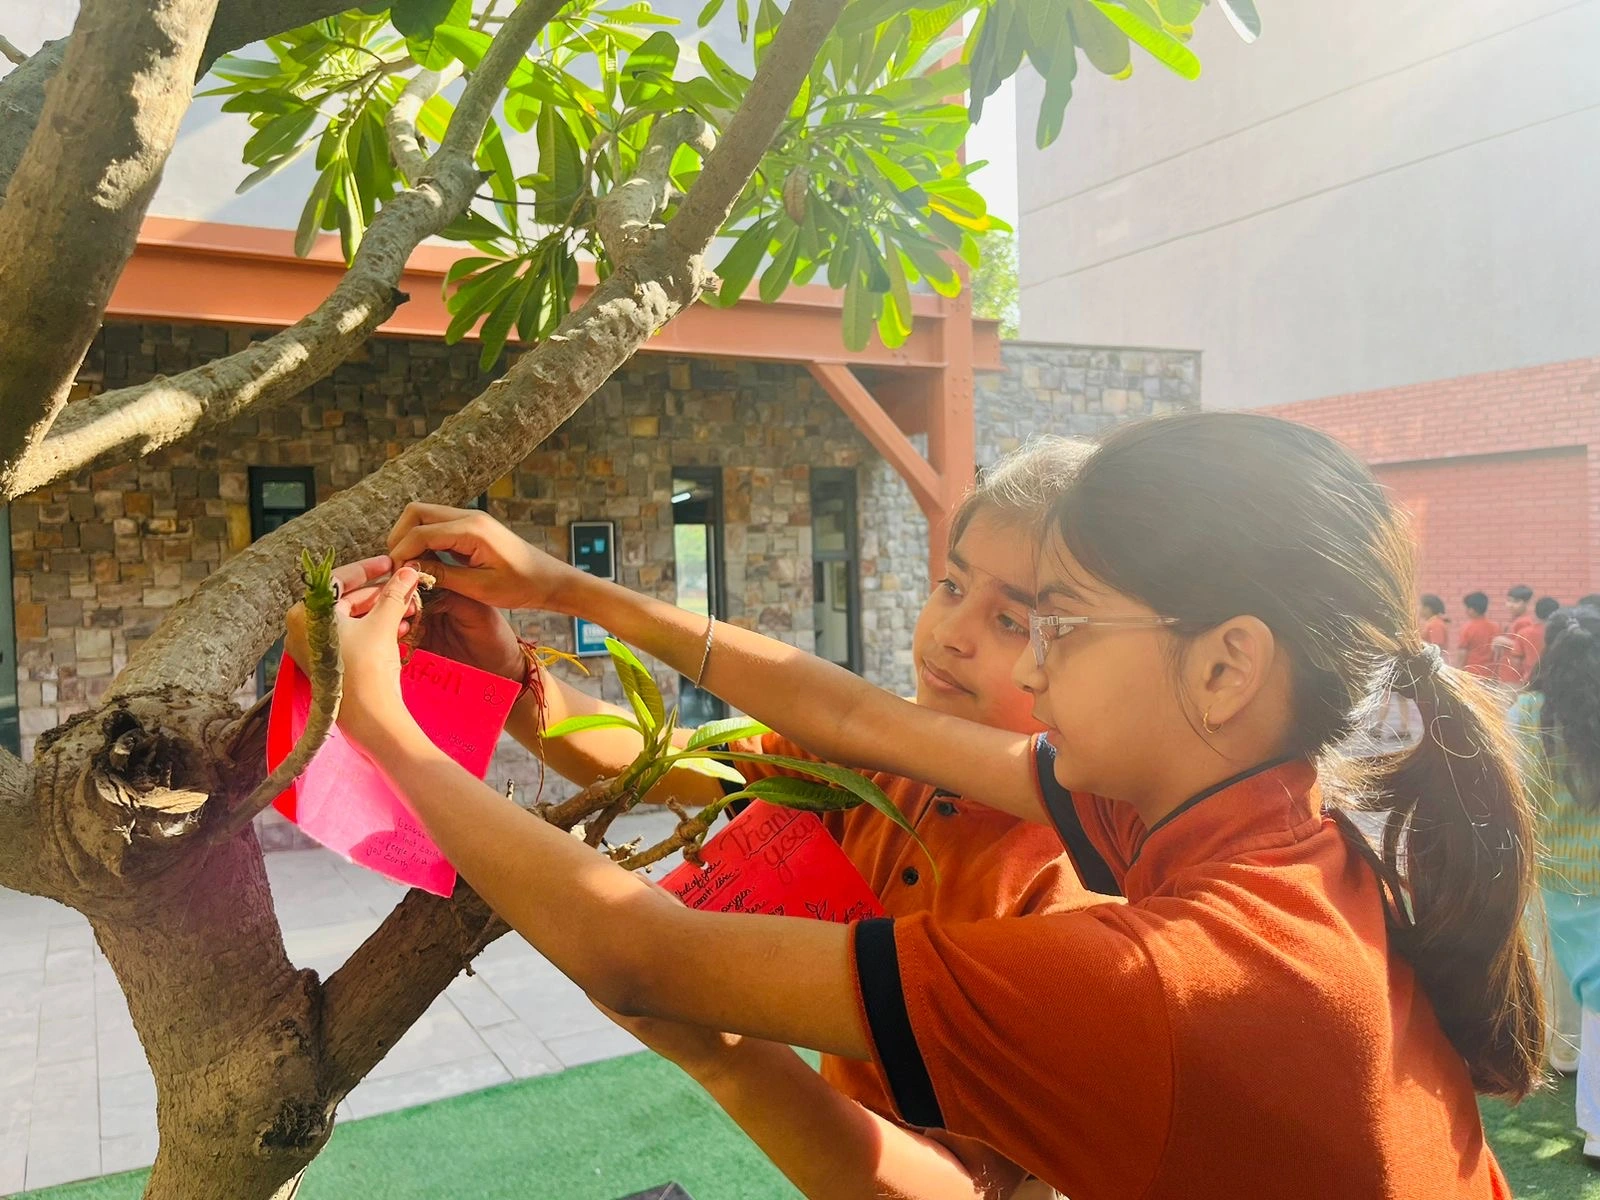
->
[287, 411, 1599, 1198]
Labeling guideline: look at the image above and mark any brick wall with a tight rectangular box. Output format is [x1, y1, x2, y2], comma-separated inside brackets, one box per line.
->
[1263, 356, 1600, 616]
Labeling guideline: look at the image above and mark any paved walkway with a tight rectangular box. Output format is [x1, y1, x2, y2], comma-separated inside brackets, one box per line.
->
[0, 808, 683, 1196]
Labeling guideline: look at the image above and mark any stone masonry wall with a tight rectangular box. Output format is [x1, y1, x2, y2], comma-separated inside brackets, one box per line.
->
[977, 341, 1202, 466]
[14, 324, 918, 798]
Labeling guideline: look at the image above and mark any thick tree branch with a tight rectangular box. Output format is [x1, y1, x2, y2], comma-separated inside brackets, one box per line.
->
[0, 745, 40, 896]
[595, 111, 715, 263]
[0, 0, 221, 497]
[110, 0, 850, 704]
[0, 2, 356, 209]
[0, 37, 65, 201]
[5, 0, 560, 501]
[386, 65, 459, 184]
[198, 0, 358, 76]
[321, 885, 508, 1096]
[0, 35, 25, 65]
[666, 0, 848, 254]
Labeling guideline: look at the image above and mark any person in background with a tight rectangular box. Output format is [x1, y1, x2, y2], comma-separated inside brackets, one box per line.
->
[1509, 606, 1600, 1160]
[1457, 592, 1500, 679]
[1396, 595, 1450, 741]
[1496, 585, 1542, 687]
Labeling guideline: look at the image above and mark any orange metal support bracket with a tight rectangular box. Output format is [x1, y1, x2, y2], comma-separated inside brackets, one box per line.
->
[808, 361, 945, 519]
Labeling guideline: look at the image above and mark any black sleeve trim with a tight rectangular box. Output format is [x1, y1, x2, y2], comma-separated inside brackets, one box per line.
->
[1035, 735, 1121, 896]
[854, 918, 945, 1129]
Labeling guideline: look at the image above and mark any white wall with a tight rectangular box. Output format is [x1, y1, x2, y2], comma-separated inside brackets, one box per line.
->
[1017, 0, 1600, 408]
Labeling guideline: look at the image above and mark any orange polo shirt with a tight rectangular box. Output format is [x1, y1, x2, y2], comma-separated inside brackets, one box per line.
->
[1458, 616, 1501, 677]
[849, 747, 1508, 1199]
[736, 732, 1105, 1120]
[1497, 613, 1542, 685]
[1422, 614, 1450, 651]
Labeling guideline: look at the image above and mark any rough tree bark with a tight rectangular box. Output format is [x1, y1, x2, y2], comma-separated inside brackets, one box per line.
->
[0, 0, 849, 1193]
[0, 0, 221, 495]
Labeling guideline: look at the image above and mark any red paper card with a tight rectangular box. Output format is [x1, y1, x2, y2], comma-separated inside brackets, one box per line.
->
[660, 800, 885, 922]
[266, 649, 520, 896]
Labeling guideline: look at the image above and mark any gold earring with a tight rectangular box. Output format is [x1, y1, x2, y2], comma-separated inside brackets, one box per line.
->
[1202, 707, 1223, 735]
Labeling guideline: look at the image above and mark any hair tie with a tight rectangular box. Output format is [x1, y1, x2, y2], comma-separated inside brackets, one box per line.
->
[1395, 641, 1444, 700]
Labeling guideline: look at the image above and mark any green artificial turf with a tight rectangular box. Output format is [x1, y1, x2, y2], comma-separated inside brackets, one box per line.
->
[20, 1053, 1600, 1199]
[17, 1053, 802, 1200]
[1481, 1071, 1600, 1199]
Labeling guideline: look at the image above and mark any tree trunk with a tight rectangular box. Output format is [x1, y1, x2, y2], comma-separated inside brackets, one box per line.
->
[93, 832, 332, 1200]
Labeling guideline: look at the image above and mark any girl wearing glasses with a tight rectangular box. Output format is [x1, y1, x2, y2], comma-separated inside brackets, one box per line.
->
[301, 412, 1536, 1199]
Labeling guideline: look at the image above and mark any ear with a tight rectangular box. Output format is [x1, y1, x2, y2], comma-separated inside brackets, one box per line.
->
[1181, 616, 1277, 727]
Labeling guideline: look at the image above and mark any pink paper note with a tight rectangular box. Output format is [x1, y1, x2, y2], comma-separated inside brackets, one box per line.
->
[267, 649, 521, 896]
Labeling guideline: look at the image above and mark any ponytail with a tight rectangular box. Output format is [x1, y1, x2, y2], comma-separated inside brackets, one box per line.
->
[1054, 412, 1544, 1100]
[1368, 650, 1543, 1098]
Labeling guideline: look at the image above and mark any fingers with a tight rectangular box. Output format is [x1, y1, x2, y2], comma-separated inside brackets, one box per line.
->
[387, 503, 481, 554]
[329, 555, 395, 598]
[367, 566, 423, 633]
[388, 518, 487, 569]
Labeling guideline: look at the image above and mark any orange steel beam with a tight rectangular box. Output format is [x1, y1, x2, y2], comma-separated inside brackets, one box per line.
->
[112, 218, 1001, 373]
[808, 362, 944, 518]
[113, 217, 994, 579]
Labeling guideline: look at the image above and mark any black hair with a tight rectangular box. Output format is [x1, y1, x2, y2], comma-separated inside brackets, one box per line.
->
[1054, 411, 1542, 1099]
[1463, 592, 1489, 616]
[1527, 607, 1600, 811]
[1536, 597, 1560, 621]
[1420, 594, 1445, 617]
[1508, 586, 1534, 603]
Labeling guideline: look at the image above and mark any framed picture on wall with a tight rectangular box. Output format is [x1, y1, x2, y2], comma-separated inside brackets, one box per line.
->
[830, 561, 850, 612]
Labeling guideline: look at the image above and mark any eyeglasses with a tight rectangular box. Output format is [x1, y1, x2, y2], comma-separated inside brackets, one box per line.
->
[1028, 611, 1179, 666]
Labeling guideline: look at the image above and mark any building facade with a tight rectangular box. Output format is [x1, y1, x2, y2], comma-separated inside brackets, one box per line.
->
[1014, 0, 1598, 607]
[9, 322, 1199, 798]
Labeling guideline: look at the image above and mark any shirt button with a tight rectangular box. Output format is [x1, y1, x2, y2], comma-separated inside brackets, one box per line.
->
[901, 867, 920, 886]
[936, 800, 958, 817]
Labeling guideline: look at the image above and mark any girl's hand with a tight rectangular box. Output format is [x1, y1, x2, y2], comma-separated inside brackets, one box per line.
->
[415, 588, 525, 683]
[386, 504, 583, 613]
[285, 561, 428, 751]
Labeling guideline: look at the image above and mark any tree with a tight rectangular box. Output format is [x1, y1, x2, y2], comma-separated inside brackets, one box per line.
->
[971, 229, 1019, 338]
[0, 1, 1257, 1196]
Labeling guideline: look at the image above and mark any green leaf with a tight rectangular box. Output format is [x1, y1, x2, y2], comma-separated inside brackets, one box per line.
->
[1067, 0, 1130, 75]
[534, 106, 586, 223]
[697, 43, 751, 99]
[714, 751, 935, 872]
[430, 23, 493, 67]
[242, 108, 319, 167]
[544, 713, 646, 738]
[712, 218, 773, 305]
[835, 0, 906, 39]
[1089, 0, 1200, 78]
[878, 243, 912, 348]
[605, 638, 666, 730]
[840, 244, 876, 353]
[758, 223, 801, 303]
[622, 30, 679, 104]
[235, 135, 317, 193]
[697, 0, 725, 24]
[754, 0, 783, 67]
[294, 171, 335, 258]
[900, 238, 960, 296]
[673, 756, 748, 784]
[685, 717, 771, 752]
[393, 0, 471, 69]
[722, 775, 864, 812]
[1216, 0, 1260, 42]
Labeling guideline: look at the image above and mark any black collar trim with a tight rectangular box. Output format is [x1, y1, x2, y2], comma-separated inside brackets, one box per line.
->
[1128, 756, 1304, 868]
